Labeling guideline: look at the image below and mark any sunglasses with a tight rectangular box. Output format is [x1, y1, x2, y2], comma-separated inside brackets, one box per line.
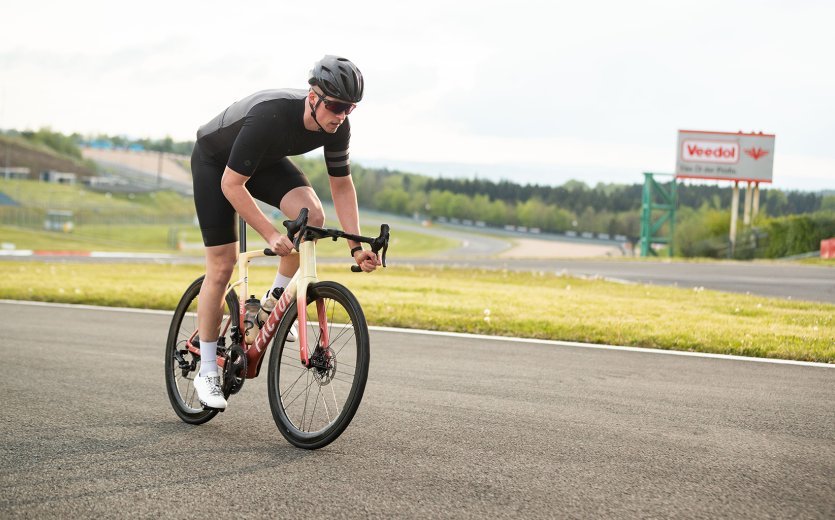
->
[319, 95, 357, 115]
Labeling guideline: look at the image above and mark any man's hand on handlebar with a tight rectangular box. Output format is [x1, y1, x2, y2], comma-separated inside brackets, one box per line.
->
[267, 231, 295, 256]
[353, 250, 381, 273]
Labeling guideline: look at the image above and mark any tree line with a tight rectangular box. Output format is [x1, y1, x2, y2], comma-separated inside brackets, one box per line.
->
[293, 156, 833, 241]
[423, 176, 827, 217]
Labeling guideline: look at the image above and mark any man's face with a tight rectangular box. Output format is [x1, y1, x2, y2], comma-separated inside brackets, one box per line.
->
[311, 90, 356, 133]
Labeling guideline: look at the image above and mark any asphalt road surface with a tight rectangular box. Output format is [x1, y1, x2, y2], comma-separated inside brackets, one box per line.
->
[2, 302, 833, 518]
[394, 257, 835, 304]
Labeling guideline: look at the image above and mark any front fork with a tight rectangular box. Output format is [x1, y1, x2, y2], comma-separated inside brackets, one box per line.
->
[296, 291, 331, 368]
[295, 239, 329, 368]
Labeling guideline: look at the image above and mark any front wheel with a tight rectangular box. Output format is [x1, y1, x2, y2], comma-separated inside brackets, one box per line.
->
[267, 281, 370, 449]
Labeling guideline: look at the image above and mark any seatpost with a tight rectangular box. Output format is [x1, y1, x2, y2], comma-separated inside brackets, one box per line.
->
[238, 215, 247, 253]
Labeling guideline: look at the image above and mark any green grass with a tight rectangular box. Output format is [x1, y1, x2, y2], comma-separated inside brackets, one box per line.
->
[1, 261, 832, 363]
[0, 225, 179, 251]
[0, 178, 191, 213]
[795, 257, 835, 266]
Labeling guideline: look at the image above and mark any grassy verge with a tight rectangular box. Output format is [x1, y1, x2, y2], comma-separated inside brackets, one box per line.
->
[1, 261, 832, 363]
[795, 257, 835, 266]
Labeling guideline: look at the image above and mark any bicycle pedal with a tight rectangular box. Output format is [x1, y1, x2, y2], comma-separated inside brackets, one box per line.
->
[202, 406, 226, 413]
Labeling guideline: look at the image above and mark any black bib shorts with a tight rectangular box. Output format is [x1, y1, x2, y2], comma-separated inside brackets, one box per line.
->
[191, 142, 310, 247]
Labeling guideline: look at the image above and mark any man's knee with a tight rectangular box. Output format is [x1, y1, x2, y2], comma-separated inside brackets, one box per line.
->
[205, 246, 236, 284]
[281, 187, 325, 227]
[307, 203, 325, 227]
[207, 262, 234, 283]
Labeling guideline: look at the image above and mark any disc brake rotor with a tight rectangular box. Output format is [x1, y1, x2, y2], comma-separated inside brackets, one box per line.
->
[310, 346, 337, 386]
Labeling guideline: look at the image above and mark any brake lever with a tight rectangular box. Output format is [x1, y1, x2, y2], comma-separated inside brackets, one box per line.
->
[350, 224, 389, 272]
[380, 224, 390, 267]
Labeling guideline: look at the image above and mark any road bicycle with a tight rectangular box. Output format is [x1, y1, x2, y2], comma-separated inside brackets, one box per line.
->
[165, 208, 389, 449]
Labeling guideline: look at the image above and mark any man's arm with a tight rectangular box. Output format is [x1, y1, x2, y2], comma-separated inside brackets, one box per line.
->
[329, 174, 379, 271]
[329, 174, 361, 248]
[221, 167, 293, 255]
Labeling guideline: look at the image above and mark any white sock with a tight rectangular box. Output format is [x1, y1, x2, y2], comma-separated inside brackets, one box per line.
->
[200, 340, 218, 377]
[272, 273, 292, 293]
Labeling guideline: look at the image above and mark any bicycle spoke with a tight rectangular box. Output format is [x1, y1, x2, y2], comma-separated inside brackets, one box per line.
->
[331, 332, 355, 358]
[329, 382, 340, 415]
[308, 385, 322, 432]
[281, 369, 309, 404]
[301, 371, 311, 431]
[330, 374, 356, 386]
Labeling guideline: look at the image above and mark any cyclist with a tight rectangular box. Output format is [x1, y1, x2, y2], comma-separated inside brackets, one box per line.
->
[190, 55, 380, 410]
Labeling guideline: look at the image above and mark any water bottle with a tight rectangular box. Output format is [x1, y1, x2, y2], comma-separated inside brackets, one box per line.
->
[244, 295, 261, 344]
[258, 287, 284, 326]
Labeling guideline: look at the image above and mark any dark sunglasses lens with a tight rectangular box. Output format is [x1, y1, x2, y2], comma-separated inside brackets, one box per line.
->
[324, 101, 355, 114]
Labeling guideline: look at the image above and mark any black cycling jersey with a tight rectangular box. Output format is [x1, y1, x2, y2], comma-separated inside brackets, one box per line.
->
[191, 88, 353, 247]
[196, 88, 351, 177]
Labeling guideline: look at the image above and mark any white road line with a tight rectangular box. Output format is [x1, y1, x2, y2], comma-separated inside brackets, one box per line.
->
[2, 299, 832, 368]
[367, 325, 834, 368]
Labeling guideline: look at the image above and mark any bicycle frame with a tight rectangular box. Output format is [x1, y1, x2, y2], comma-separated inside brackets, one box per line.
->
[230, 238, 324, 378]
[185, 222, 326, 379]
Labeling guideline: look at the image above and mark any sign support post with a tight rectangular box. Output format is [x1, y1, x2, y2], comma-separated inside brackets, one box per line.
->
[729, 181, 740, 257]
[640, 172, 677, 257]
[743, 181, 753, 227]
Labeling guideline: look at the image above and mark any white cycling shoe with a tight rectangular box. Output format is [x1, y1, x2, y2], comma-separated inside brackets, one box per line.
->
[194, 372, 227, 410]
[286, 322, 298, 342]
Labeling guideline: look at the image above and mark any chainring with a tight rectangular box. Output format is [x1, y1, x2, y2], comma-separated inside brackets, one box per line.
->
[222, 343, 247, 397]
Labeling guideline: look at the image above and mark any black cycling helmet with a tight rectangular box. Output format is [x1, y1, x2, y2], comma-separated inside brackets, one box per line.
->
[308, 55, 364, 103]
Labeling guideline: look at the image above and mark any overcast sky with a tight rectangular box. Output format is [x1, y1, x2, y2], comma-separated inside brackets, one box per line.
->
[2, 0, 834, 191]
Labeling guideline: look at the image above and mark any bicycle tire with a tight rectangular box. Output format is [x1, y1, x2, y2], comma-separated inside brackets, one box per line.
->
[267, 281, 370, 449]
[165, 275, 240, 425]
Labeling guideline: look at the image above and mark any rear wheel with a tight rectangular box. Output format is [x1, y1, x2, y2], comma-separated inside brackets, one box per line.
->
[165, 276, 239, 424]
[267, 281, 370, 449]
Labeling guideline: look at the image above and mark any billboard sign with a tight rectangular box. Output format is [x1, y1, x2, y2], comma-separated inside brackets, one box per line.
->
[675, 130, 775, 183]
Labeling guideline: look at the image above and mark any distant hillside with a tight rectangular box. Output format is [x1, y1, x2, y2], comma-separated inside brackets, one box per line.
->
[81, 147, 192, 193]
[0, 134, 96, 179]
